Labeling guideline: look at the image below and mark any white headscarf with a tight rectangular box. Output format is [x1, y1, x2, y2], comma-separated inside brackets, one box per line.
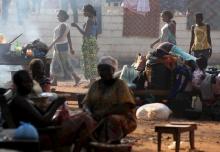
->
[98, 56, 118, 71]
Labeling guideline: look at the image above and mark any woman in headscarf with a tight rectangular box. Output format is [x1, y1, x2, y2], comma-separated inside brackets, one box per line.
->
[82, 56, 137, 144]
[49, 10, 81, 86]
[71, 4, 98, 87]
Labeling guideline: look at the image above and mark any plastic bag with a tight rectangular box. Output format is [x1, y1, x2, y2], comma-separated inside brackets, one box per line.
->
[14, 122, 39, 140]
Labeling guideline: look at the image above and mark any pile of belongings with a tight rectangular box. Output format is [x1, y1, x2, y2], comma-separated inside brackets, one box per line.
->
[127, 42, 195, 98]
[22, 39, 49, 58]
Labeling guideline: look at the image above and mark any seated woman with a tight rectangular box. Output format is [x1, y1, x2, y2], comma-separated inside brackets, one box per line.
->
[8, 70, 95, 151]
[28, 59, 54, 111]
[9, 70, 65, 127]
[29, 58, 51, 92]
[83, 56, 137, 144]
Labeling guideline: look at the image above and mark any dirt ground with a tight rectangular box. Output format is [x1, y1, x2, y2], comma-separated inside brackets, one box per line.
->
[58, 84, 220, 152]
[130, 120, 220, 152]
[67, 108, 220, 152]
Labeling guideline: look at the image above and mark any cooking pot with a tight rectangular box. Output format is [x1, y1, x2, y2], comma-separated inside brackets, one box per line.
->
[0, 43, 11, 64]
[0, 34, 23, 64]
[0, 43, 11, 52]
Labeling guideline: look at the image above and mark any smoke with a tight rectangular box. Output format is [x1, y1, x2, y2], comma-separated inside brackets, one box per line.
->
[0, 0, 53, 44]
[22, 20, 41, 42]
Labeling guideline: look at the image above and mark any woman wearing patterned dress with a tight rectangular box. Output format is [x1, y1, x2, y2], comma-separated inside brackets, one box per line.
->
[71, 4, 98, 87]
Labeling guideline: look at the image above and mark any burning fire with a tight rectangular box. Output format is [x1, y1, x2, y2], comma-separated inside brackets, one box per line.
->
[26, 49, 33, 57]
[0, 33, 6, 44]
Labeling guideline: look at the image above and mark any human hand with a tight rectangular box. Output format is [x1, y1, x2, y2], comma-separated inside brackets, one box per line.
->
[70, 48, 75, 55]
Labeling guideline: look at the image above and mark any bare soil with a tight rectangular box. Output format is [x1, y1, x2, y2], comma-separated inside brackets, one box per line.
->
[60, 85, 220, 152]
[130, 120, 220, 152]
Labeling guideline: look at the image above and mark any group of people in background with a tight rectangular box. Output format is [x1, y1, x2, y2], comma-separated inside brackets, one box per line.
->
[0, 1, 217, 151]
[151, 10, 212, 60]
[49, 4, 98, 87]
[48, 8, 213, 90]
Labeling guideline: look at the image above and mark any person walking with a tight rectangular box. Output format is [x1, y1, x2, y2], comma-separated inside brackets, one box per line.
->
[151, 10, 176, 48]
[49, 10, 81, 86]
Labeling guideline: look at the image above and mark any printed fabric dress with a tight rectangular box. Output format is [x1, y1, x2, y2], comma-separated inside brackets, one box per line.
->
[81, 18, 98, 80]
[83, 78, 137, 143]
[192, 25, 211, 58]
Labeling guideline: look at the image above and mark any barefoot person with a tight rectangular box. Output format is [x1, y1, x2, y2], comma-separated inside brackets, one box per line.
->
[189, 13, 212, 59]
[151, 10, 176, 48]
[49, 10, 81, 86]
[71, 4, 98, 87]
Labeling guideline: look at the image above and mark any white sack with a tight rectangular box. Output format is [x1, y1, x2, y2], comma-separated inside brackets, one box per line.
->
[136, 103, 172, 120]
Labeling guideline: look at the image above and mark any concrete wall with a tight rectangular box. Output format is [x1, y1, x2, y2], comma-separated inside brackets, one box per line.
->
[1, 6, 220, 64]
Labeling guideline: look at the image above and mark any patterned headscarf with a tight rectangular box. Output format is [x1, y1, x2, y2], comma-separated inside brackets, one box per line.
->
[98, 56, 118, 71]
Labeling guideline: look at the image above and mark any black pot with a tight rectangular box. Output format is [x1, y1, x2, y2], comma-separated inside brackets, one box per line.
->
[0, 43, 11, 64]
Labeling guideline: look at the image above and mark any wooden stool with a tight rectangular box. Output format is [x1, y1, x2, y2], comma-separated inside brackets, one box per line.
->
[155, 123, 197, 152]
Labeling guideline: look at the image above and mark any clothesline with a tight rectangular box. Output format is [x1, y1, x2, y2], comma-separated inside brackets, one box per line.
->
[121, 0, 150, 16]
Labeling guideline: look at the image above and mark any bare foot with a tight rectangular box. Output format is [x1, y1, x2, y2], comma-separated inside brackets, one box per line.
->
[74, 77, 81, 86]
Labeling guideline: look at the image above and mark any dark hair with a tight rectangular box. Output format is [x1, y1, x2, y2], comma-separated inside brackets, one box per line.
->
[157, 42, 174, 52]
[58, 10, 69, 21]
[29, 59, 44, 78]
[195, 13, 203, 19]
[13, 70, 32, 87]
[29, 59, 44, 70]
[162, 10, 174, 19]
[196, 55, 207, 70]
[13, 70, 33, 96]
[84, 4, 96, 16]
